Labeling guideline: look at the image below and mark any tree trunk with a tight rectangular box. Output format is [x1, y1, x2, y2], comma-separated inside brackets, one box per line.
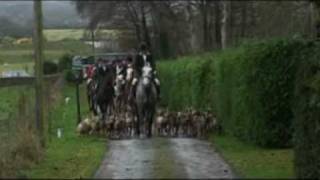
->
[247, 1, 256, 38]
[135, 23, 142, 43]
[91, 30, 95, 55]
[214, 1, 222, 49]
[140, 3, 151, 48]
[313, 1, 320, 39]
[240, 1, 247, 38]
[186, 3, 197, 53]
[221, 1, 231, 49]
[201, 0, 209, 51]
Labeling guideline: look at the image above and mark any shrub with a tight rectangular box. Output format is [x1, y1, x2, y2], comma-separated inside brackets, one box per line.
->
[293, 41, 320, 178]
[43, 61, 58, 75]
[1, 36, 15, 44]
[0, 91, 43, 178]
[64, 69, 76, 83]
[58, 53, 72, 72]
[158, 53, 215, 111]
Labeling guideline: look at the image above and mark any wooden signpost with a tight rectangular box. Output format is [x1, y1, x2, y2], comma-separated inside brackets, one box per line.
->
[72, 57, 83, 125]
[33, 0, 45, 147]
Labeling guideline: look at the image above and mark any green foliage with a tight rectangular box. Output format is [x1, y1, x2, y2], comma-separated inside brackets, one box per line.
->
[215, 39, 310, 147]
[21, 85, 106, 178]
[0, 36, 15, 44]
[210, 134, 294, 178]
[58, 53, 72, 72]
[159, 39, 313, 148]
[0, 39, 91, 64]
[158, 53, 215, 111]
[64, 70, 76, 83]
[43, 61, 58, 75]
[293, 41, 320, 178]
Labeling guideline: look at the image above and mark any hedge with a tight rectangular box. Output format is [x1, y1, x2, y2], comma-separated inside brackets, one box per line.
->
[293, 41, 320, 178]
[43, 61, 58, 75]
[215, 39, 311, 147]
[159, 39, 310, 148]
[158, 53, 216, 111]
[158, 39, 320, 175]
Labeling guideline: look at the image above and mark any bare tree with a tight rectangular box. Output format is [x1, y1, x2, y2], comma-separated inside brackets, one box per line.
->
[214, 1, 222, 49]
[221, 1, 231, 49]
[74, 0, 316, 55]
[310, 0, 320, 38]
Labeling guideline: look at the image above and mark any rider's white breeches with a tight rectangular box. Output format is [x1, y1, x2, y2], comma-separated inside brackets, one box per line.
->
[132, 78, 138, 86]
[154, 78, 160, 86]
[131, 77, 160, 86]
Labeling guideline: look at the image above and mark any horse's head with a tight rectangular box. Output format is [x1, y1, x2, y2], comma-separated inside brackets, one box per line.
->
[126, 64, 134, 81]
[141, 64, 153, 86]
[114, 73, 126, 96]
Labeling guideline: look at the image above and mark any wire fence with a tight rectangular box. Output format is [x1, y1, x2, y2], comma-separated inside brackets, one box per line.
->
[0, 74, 63, 177]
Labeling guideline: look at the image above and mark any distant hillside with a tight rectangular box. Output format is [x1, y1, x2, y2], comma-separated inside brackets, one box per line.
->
[0, 1, 87, 29]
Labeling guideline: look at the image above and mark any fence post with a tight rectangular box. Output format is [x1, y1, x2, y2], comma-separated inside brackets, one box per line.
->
[91, 30, 95, 56]
[33, 0, 45, 147]
[76, 78, 81, 124]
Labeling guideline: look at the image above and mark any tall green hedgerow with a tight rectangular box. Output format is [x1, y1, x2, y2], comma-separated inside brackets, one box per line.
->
[158, 54, 215, 111]
[293, 41, 320, 178]
[215, 39, 308, 147]
[159, 39, 310, 148]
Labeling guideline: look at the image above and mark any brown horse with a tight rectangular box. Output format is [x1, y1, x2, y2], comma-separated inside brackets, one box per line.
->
[96, 64, 116, 122]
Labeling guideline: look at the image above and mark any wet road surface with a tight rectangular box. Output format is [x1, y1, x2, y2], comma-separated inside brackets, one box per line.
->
[94, 138, 235, 179]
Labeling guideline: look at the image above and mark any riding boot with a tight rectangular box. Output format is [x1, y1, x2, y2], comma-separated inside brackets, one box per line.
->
[156, 84, 161, 101]
[129, 84, 136, 102]
[153, 77, 161, 101]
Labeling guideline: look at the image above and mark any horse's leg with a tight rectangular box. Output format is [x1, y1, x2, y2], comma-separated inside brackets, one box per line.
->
[141, 109, 145, 137]
[147, 109, 154, 138]
[135, 109, 141, 137]
[142, 108, 148, 137]
[86, 85, 91, 109]
[147, 117, 152, 138]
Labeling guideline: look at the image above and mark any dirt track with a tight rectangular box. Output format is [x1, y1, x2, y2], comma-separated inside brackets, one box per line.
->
[94, 138, 235, 179]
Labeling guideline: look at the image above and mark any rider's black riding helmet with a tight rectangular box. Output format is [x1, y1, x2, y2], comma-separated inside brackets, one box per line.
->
[139, 42, 148, 52]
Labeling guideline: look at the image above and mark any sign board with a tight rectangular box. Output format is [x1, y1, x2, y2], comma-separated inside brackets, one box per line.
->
[72, 56, 84, 70]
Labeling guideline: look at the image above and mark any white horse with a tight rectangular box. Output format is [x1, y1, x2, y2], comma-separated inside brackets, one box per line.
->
[135, 63, 157, 137]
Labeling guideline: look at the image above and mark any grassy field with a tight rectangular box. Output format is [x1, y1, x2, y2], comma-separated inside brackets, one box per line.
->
[0, 28, 122, 71]
[0, 29, 93, 73]
[44, 29, 85, 42]
[19, 84, 106, 178]
[0, 40, 91, 65]
[210, 135, 294, 178]
[43, 29, 119, 42]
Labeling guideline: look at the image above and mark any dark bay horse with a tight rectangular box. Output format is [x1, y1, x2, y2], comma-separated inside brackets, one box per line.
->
[96, 64, 116, 121]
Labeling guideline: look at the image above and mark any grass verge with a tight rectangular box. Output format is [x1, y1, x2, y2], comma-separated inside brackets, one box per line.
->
[20, 84, 106, 178]
[209, 134, 294, 178]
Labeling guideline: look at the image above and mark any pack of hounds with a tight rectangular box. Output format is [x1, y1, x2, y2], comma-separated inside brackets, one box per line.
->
[78, 106, 217, 139]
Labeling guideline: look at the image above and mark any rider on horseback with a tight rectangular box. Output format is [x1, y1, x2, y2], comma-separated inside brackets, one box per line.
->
[129, 43, 161, 101]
